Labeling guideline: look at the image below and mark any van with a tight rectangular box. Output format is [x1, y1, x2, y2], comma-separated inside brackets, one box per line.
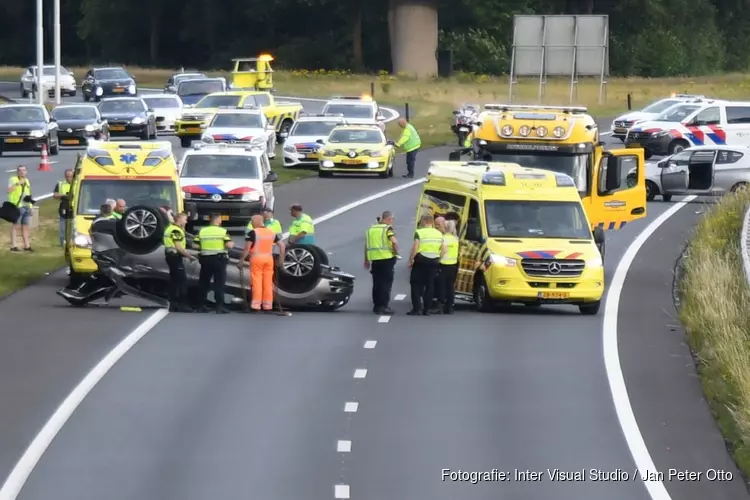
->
[416, 161, 605, 315]
[65, 140, 183, 284]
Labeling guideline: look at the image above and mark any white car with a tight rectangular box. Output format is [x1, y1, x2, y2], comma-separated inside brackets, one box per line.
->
[20, 65, 77, 98]
[179, 142, 277, 227]
[201, 109, 276, 158]
[282, 114, 345, 167]
[141, 94, 183, 134]
[610, 94, 707, 141]
[321, 96, 386, 130]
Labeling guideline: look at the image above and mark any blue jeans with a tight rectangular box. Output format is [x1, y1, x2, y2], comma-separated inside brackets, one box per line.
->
[15, 206, 32, 226]
[405, 148, 419, 177]
[59, 217, 66, 247]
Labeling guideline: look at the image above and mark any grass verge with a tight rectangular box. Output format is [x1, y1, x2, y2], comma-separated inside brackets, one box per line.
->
[0, 199, 66, 297]
[679, 190, 750, 477]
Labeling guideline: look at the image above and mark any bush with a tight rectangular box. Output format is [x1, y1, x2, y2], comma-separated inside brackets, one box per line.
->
[438, 28, 508, 76]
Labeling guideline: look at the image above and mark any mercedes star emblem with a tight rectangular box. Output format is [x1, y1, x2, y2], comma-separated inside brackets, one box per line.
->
[211, 194, 222, 202]
[10, 131, 17, 136]
[67, 128, 72, 133]
[348, 150, 357, 158]
[547, 261, 562, 274]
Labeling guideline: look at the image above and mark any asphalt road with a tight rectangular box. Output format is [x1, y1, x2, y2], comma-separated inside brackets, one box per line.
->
[0, 83, 745, 499]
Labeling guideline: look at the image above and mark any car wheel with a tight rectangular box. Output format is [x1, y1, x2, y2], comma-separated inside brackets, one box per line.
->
[646, 180, 658, 201]
[473, 273, 493, 312]
[278, 119, 293, 141]
[731, 182, 749, 193]
[69, 91, 77, 97]
[180, 137, 191, 148]
[277, 244, 323, 294]
[661, 194, 673, 202]
[114, 205, 169, 255]
[140, 128, 149, 140]
[388, 159, 394, 177]
[668, 140, 688, 155]
[579, 301, 601, 315]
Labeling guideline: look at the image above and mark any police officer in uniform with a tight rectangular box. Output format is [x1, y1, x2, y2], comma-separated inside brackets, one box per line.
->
[407, 215, 446, 315]
[193, 213, 234, 314]
[364, 210, 399, 315]
[164, 212, 196, 312]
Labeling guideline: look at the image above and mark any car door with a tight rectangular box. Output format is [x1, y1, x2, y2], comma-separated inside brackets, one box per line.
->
[659, 150, 692, 193]
[260, 153, 274, 207]
[723, 105, 750, 146]
[685, 149, 717, 193]
[714, 149, 747, 193]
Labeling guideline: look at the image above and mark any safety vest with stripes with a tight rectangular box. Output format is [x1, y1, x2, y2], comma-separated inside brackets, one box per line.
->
[416, 227, 443, 259]
[441, 233, 459, 265]
[195, 225, 230, 254]
[250, 226, 276, 257]
[366, 223, 394, 261]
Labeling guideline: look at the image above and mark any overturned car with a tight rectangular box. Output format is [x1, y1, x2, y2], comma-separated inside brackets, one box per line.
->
[57, 205, 354, 311]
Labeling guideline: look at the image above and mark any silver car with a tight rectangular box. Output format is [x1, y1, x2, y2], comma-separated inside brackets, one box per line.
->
[141, 94, 183, 134]
[628, 145, 750, 201]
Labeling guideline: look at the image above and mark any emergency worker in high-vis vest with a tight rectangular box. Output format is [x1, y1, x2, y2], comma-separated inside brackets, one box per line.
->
[193, 213, 234, 314]
[288, 203, 315, 245]
[240, 214, 285, 312]
[7, 165, 33, 252]
[163, 212, 196, 312]
[438, 219, 459, 314]
[261, 207, 283, 258]
[364, 210, 399, 315]
[407, 214, 446, 315]
[52, 168, 73, 247]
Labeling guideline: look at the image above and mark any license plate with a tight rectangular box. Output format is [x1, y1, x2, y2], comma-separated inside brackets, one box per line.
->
[538, 291, 570, 299]
[459, 127, 469, 131]
[110, 126, 125, 131]
[342, 159, 361, 165]
[62, 139, 79, 145]
[614, 128, 627, 134]
[4, 138, 23, 143]
[303, 154, 315, 159]
[113, 88, 124, 93]
[185, 128, 201, 133]
[221, 215, 229, 221]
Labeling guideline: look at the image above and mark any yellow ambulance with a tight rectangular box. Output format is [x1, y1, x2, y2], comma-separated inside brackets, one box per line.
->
[415, 161, 605, 315]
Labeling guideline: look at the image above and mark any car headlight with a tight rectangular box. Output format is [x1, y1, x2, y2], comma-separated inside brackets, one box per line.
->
[201, 135, 214, 143]
[489, 254, 517, 267]
[651, 130, 669, 138]
[128, 84, 136, 94]
[95, 86, 103, 96]
[321, 160, 334, 168]
[241, 192, 261, 202]
[131, 117, 145, 124]
[284, 145, 296, 153]
[29, 129, 45, 138]
[369, 151, 383, 158]
[321, 149, 334, 157]
[73, 231, 91, 248]
[587, 256, 603, 267]
[84, 124, 96, 132]
[251, 136, 265, 145]
[367, 161, 379, 168]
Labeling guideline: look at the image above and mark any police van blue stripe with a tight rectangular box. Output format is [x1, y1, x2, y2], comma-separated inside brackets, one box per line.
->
[706, 133, 726, 145]
[686, 133, 704, 146]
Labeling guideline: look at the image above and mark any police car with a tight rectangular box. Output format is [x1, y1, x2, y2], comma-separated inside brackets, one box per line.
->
[282, 113, 345, 167]
[321, 96, 386, 131]
[610, 94, 708, 141]
[179, 142, 278, 228]
[623, 100, 750, 158]
[200, 108, 276, 158]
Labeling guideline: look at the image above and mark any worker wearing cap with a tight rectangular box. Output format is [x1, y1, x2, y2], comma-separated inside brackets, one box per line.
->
[193, 213, 234, 314]
[365, 210, 399, 315]
[288, 203, 315, 245]
[262, 207, 283, 258]
[240, 214, 286, 312]
[407, 214, 446, 315]
[163, 212, 196, 312]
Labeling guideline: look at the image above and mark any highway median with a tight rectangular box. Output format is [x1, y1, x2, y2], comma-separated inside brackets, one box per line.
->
[679, 190, 750, 479]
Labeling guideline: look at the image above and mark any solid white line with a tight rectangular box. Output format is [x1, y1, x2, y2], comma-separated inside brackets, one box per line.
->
[603, 195, 696, 500]
[0, 308, 169, 500]
[600, 131, 612, 136]
[353, 369, 367, 379]
[334, 484, 351, 499]
[363, 340, 377, 349]
[344, 402, 359, 413]
[337, 440, 352, 452]
[377, 315, 390, 323]
[393, 293, 406, 301]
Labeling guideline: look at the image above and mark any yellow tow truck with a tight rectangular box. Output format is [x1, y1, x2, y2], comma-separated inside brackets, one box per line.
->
[451, 104, 647, 256]
[175, 90, 302, 147]
[230, 54, 274, 91]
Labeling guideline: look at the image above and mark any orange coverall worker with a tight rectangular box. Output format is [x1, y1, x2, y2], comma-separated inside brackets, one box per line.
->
[245, 226, 280, 310]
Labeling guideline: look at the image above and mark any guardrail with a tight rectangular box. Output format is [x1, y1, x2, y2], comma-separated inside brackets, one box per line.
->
[0, 94, 16, 104]
[741, 206, 750, 285]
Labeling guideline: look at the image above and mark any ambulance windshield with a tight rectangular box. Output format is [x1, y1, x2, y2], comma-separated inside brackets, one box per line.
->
[487, 152, 589, 194]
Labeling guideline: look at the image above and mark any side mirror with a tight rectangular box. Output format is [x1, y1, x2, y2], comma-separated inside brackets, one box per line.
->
[599, 154, 623, 193]
[376, 114, 385, 121]
[593, 226, 605, 245]
[264, 171, 278, 183]
[386, 140, 395, 146]
[186, 202, 199, 221]
[452, 110, 460, 115]
[474, 121, 482, 127]
[448, 150, 461, 161]
[49, 118, 57, 123]
[316, 139, 325, 144]
[657, 160, 668, 168]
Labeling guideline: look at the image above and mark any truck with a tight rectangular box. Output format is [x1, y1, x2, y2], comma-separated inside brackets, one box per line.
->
[450, 104, 648, 256]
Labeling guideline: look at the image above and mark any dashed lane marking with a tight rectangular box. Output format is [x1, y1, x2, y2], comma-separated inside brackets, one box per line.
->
[377, 315, 390, 323]
[353, 369, 367, 379]
[337, 440, 352, 452]
[363, 340, 377, 349]
[394, 294, 406, 301]
[334, 484, 351, 499]
[344, 402, 359, 413]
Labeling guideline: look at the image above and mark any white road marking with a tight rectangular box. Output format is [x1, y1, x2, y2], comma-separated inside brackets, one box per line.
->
[600, 131, 612, 136]
[334, 484, 351, 499]
[0, 308, 169, 500]
[363, 340, 377, 349]
[353, 369, 367, 379]
[603, 195, 696, 500]
[344, 402, 359, 413]
[337, 440, 352, 452]
[394, 294, 406, 301]
[377, 315, 390, 323]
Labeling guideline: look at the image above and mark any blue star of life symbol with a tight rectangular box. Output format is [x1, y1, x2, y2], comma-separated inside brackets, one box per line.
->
[120, 153, 137, 165]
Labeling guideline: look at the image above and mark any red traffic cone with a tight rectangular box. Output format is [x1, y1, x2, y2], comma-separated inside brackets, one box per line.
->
[38, 143, 52, 171]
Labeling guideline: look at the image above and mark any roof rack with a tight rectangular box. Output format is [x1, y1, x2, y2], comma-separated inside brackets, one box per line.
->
[331, 96, 364, 100]
[484, 103, 588, 113]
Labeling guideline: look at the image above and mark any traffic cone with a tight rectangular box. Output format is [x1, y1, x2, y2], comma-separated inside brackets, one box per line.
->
[38, 144, 52, 171]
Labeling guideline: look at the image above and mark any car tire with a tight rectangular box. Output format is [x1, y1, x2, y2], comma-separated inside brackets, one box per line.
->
[69, 91, 77, 97]
[731, 182, 749, 193]
[646, 180, 658, 201]
[114, 205, 169, 255]
[661, 194, 673, 202]
[277, 119, 293, 141]
[180, 137, 191, 148]
[579, 301, 601, 315]
[140, 128, 149, 140]
[473, 273, 493, 312]
[277, 244, 323, 294]
[668, 140, 689, 155]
